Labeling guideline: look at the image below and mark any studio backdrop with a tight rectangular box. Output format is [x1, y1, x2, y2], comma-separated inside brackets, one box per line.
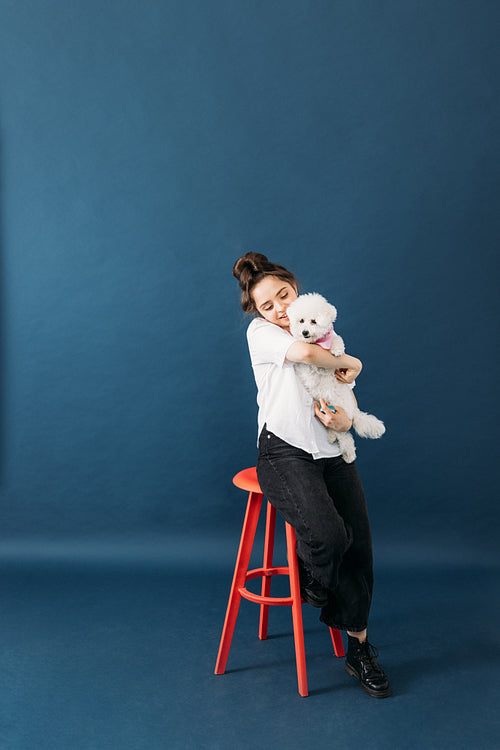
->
[0, 0, 498, 565]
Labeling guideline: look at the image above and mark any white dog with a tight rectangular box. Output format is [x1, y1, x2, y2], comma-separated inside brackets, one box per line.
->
[287, 292, 385, 463]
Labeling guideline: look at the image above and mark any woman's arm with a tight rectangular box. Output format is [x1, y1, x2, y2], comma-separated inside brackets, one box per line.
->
[285, 341, 362, 382]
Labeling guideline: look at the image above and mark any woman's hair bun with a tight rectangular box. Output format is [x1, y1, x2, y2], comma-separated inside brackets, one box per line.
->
[232, 252, 269, 284]
[232, 251, 298, 313]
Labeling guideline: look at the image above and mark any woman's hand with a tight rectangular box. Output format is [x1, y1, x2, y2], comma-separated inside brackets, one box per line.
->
[334, 367, 357, 384]
[314, 399, 353, 432]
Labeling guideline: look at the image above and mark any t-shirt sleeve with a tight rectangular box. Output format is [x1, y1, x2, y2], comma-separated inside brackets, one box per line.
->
[247, 319, 293, 368]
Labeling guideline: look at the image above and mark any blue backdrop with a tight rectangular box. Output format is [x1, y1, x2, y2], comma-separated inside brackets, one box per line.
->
[0, 0, 498, 564]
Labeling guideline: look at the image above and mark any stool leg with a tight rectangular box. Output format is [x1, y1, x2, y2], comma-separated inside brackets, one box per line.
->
[330, 627, 345, 657]
[259, 502, 276, 640]
[285, 523, 308, 697]
[215, 491, 264, 675]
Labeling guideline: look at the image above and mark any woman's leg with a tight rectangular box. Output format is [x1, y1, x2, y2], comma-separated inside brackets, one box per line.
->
[256, 428, 353, 606]
[257, 428, 390, 697]
[319, 456, 374, 632]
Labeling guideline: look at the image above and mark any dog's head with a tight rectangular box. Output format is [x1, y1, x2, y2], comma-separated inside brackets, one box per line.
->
[287, 293, 337, 342]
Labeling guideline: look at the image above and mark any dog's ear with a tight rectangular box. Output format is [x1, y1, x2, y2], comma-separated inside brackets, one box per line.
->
[324, 302, 337, 323]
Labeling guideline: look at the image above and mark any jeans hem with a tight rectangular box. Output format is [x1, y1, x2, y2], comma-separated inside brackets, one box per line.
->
[320, 616, 368, 632]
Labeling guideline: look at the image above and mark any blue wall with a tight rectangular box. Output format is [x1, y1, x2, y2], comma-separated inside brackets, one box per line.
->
[0, 1, 498, 560]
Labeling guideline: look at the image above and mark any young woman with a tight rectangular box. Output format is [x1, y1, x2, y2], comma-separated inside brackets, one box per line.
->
[233, 251, 391, 699]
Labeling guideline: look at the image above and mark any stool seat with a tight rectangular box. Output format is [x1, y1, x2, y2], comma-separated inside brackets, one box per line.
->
[215, 466, 345, 697]
[232, 466, 260, 493]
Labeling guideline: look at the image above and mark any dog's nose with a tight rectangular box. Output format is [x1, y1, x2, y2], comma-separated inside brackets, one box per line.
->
[302, 330, 310, 338]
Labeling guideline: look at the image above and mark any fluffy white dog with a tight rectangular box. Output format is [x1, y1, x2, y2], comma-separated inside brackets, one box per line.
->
[287, 292, 385, 463]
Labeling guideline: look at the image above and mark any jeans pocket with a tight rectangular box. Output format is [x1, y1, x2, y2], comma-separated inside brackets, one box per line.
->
[258, 424, 270, 455]
[260, 429, 308, 462]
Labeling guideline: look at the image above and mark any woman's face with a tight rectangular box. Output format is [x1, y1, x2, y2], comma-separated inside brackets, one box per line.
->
[251, 276, 298, 330]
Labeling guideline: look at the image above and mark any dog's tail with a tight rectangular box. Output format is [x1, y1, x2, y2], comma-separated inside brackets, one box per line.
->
[352, 408, 386, 439]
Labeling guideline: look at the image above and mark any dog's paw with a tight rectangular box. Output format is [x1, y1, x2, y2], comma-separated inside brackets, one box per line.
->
[342, 447, 356, 463]
[327, 432, 337, 445]
[330, 334, 345, 356]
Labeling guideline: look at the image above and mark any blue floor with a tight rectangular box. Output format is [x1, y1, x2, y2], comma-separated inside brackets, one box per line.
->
[0, 553, 498, 749]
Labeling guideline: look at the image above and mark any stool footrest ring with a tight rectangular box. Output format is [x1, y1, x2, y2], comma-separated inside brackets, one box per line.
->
[238, 566, 294, 606]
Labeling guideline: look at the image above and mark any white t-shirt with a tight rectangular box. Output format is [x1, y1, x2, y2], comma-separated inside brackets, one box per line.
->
[247, 317, 354, 459]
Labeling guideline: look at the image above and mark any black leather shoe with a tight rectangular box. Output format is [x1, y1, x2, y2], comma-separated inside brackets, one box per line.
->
[297, 557, 329, 608]
[345, 636, 391, 698]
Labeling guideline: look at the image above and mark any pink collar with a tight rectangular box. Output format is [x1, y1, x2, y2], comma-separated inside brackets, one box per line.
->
[315, 325, 334, 350]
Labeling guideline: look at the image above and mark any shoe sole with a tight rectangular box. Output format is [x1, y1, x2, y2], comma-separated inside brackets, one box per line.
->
[345, 663, 392, 698]
[300, 590, 329, 608]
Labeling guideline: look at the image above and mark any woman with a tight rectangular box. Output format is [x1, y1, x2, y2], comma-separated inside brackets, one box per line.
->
[233, 251, 391, 699]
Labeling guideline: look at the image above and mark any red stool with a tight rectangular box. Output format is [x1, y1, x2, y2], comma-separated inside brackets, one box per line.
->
[214, 467, 345, 697]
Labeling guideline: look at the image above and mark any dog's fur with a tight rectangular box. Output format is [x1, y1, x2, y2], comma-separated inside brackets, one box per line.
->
[287, 293, 385, 463]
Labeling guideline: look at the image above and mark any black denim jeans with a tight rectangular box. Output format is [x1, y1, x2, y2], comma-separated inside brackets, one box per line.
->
[256, 425, 374, 632]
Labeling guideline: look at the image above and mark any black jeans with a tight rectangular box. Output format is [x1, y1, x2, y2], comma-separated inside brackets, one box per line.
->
[257, 426, 374, 632]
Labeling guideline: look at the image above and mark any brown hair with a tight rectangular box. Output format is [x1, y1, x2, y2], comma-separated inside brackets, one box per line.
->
[232, 252, 298, 313]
